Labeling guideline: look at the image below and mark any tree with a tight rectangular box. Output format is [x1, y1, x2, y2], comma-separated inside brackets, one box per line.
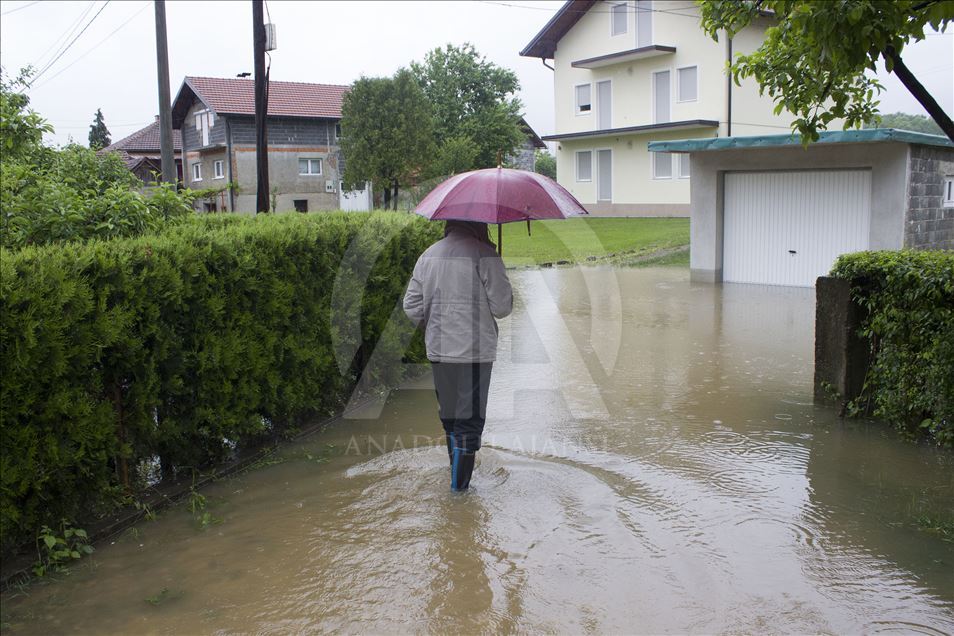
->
[0, 68, 51, 163]
[698, 0, 954, 142]
[411, 43, 525, 170]
[865, 111, 944, 135]
[533, 149, 556, 180]
[339, 69, 434, 210]
[88, 108, 111, 149]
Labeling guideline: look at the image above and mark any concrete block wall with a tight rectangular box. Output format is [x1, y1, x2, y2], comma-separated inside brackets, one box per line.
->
[905, 144, 954, 250]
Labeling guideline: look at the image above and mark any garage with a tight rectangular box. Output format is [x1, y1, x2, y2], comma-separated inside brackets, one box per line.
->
[649, 129, 954, 287]
[723, 170, 871, 287]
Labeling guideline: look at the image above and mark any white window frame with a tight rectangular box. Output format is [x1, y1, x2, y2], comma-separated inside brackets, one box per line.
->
[676, 65, 699, 103]
[191, 162, 202, 182]
[194, 109, 213, 147]
[944, 175, 954, 207]
[678, 153, 690, 179]
[299, 158, 322, 176]
[595, 147, 613, 202]
[213, 160, 224, 180]
[652, 67, 673, 124]
[652, 152, 673, 180]
[635, 0, 653, 48]
[610, 2, 628, 37]
[575, 150, 593, 182]
[596, 78, 613, 130]
[575, 83, 592, 116]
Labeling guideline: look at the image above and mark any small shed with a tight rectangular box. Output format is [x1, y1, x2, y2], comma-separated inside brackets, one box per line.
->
[649, 129, 954, 287]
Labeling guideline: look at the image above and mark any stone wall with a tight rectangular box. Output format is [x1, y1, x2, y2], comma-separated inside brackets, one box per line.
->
[905, 144, 954, 250]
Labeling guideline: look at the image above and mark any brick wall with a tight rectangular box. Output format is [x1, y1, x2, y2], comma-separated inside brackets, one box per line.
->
[905, 144, 954, 250]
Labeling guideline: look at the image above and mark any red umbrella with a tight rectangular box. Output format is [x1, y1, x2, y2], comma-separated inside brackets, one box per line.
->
[413, 167, 588, 254]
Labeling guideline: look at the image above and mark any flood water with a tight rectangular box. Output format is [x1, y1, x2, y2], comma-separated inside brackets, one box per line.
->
[3, 266, 953, 635]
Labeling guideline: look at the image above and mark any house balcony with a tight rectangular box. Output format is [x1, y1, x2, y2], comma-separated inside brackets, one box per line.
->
[571, 45, 676, 69]
[542, 119, 719, 142]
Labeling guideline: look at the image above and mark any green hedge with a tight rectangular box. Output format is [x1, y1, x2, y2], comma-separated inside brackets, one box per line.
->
[0, 212, 440, 552]
[831, 250, 954, 446]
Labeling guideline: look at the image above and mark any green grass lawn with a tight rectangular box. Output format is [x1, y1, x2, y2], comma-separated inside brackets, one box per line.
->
[491, 217, 689, 267]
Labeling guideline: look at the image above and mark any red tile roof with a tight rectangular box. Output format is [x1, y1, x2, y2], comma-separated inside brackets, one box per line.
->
[183, 76, 348, 119]
[104, 119, 182, 153]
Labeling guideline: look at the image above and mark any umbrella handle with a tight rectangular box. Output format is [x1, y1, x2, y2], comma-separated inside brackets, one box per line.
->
[497, 223, 503, 256]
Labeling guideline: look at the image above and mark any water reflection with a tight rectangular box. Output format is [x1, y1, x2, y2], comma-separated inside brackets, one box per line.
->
[2, 266, 952, 634]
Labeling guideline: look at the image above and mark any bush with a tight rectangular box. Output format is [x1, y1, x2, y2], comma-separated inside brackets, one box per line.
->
[830, 250, 954, 446]
[1, 145, 195, 249]
[0, 211, 440, 553]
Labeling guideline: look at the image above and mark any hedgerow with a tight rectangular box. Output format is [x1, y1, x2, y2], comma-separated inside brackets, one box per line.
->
[831, 250, 954, 446]
[0, 211, 440, 553]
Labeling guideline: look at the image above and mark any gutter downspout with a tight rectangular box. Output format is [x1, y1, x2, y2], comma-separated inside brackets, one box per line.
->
[726, 35, 733, 137]
[542, 58, 554, 71]
[226, 117, 235, 211]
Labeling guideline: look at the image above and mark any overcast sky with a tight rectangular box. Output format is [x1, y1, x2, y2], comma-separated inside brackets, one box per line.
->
[1, 0, 951, 148]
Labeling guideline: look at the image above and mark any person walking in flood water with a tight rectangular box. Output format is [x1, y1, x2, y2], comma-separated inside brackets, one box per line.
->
[403, 220, 513, 491]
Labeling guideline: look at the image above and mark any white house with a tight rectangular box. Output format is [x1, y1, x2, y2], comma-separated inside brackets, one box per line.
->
[521, 0, 803, 216]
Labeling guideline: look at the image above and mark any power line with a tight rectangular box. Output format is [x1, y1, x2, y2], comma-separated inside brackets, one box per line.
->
[1, 0, 41, 16]
[475, 1, 702, 19]
[33, 2, 150, 90]
[30, 1, 111, 86]
[33, 2, 96, 72]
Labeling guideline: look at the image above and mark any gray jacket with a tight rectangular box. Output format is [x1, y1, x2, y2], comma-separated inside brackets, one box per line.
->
[403, 223, 513, 363]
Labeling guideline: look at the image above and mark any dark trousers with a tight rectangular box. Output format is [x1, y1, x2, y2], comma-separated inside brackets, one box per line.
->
[431, 362, 493, 453]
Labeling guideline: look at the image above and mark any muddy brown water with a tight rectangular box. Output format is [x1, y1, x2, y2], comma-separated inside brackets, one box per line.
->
[3, 267, 953, 635]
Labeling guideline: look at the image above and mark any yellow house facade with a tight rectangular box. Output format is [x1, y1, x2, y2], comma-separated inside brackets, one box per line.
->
[521, 0, 801, 216]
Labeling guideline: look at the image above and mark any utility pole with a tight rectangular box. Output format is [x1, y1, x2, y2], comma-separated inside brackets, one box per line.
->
[154, 0, 175, 184]
[253, 0, 269, 213]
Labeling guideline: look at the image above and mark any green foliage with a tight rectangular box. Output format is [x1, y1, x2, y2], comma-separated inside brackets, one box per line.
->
[865, 111, 945, 135]
[0, 212, 440, 554]
[1, 145, 195, 248]
[0, 68, 52, 162]
[533, 149, 556, 180]
[340, 70, 435, 208]
[1, 72, 195, 248]
[33, 520, 94, 577]
[698, 0, 954, 143]
[88, 108, 111, 150]
[411, 43, 524, 169]
[430, 135, 479, 177]
[830, 250, 953, 446]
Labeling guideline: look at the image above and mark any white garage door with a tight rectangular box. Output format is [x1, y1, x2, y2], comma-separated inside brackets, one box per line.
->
[723, 170, 871, 287]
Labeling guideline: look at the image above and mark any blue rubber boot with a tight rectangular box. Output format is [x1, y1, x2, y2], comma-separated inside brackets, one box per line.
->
[451, 448, 476, 492]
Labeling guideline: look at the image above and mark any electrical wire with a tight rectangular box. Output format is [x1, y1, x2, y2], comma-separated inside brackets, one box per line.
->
[475, 0, 702, 19]
[1, 0, 41, 16]
[32, 2, 150, 90]
[32, 1, 96, 72]
[30, 1, 111, 86]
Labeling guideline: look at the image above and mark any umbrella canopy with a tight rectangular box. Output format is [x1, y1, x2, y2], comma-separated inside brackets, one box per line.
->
[414, 168, 588, 224]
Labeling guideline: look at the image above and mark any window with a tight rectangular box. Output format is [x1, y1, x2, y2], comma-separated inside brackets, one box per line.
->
[678, 153, 690, 179]
[576, 150, 592, 181]
[636, 0, 653, 47]
[944, 176, 954, 207]
[192, 162, 202, 182]
[611, 2, 627, 36]
[335, 122, 342, 141]
[194, 110, 214, 147]
[299, 158, 322, 175]
[653, 70, 671, 123]
[575, 84, 592, 115]
[294, 199, 308, 213]
[677, 66, 698, 102]
[653, 152, 672, 179]
[213, 160, 224, 179]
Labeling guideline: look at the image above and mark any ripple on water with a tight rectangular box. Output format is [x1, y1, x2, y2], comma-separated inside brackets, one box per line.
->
[862, 621, 954, 635]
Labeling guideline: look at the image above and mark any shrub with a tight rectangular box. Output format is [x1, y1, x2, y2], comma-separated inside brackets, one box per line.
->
[831, 250, 954, 446]
[0, 211, 440, 553]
